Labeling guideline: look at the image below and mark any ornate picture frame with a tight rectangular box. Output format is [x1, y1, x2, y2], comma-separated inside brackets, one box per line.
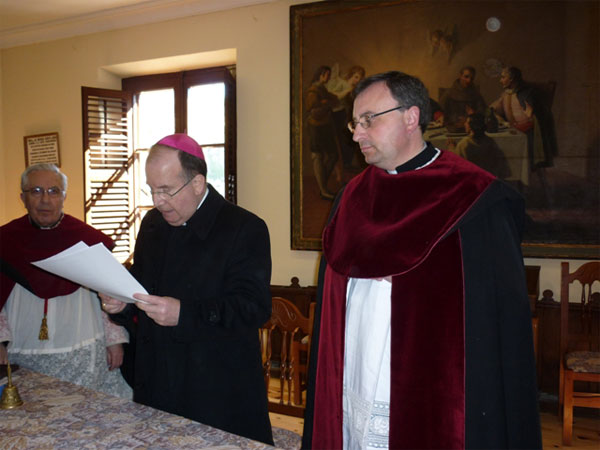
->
[290, 0, 599, 258]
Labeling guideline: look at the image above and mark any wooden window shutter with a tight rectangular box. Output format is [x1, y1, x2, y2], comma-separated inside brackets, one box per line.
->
[223, 67, 237, 203]
[81, 87, 134, 263]
[183, 66, 237, 203]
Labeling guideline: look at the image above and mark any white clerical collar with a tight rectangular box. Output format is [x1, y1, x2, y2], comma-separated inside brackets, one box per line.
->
[197, 187, 209, 210]
[182, 186, 209, 227]
[387, 143, 440, 174]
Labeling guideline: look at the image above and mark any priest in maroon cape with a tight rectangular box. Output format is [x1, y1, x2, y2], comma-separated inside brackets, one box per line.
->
[301, 71, 541, 449]
[0, 163, 131, 398]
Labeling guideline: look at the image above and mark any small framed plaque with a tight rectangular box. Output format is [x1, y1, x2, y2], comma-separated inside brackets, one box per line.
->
[24, 132, 61, 167]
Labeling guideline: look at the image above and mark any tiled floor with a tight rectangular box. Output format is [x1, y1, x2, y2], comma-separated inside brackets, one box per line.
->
[267, 376, 600, 448]
[540, 412, 600, 448]
[269, 411, 600, 449]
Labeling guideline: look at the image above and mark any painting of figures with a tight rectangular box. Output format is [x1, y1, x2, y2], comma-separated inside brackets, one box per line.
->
[290, 0, 599, 258]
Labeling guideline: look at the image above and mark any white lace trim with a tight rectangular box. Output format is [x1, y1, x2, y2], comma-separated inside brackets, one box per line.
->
[343, 278, 391, 449]
[9, 335, 104, 355]
[344, 387, 372, 447]
[367, 400, 390, 448]
[344, 388, 390, 449]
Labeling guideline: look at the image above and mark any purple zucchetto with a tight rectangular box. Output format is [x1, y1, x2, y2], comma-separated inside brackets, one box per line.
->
[155, 133, 204, 160]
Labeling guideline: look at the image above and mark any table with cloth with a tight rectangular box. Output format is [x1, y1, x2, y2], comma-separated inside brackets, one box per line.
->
[0, 367, 301, 449]
[425, 126, 529, 186]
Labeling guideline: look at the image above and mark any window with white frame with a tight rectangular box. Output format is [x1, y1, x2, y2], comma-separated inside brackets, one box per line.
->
[82, 66, 236, 264]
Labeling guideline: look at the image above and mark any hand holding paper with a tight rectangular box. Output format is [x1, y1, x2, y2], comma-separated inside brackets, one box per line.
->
[133, 293, 181, 326]
[99, 293, 128, 314]
[32, 241, 148, 303]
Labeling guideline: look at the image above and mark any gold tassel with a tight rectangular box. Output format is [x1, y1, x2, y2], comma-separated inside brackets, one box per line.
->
[38, 315, 49, 340]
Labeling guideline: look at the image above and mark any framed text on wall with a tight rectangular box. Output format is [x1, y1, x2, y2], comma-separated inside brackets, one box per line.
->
[24, 132, 61, 167]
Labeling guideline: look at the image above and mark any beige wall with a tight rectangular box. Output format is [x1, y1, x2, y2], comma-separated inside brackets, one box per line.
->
[0, 50, 4, 220]
[0, 0, 594, 294]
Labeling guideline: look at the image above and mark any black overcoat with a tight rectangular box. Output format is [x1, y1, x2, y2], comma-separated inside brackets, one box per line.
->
[112, 185, 273, 445]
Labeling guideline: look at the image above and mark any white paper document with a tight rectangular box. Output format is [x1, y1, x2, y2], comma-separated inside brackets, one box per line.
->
[32, 241, 148, 303]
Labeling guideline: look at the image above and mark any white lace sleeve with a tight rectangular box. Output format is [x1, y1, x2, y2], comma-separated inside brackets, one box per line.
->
[0, 307, 12, 343]
[101, 311, 129, 346]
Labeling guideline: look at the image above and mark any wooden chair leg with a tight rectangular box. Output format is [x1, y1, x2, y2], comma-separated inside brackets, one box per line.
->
[562, 370, 574, 446]
[291, 342, 301, 405]
[280, 331, 288, 405]
[260, 328, 273, 393]
[558, 362, 564, 418]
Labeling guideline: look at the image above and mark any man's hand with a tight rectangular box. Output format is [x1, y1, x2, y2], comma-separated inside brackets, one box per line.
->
[0, 343, 8, 364]
[133, 293, 181, 326]
[99, 293, 127, 315]
[106, 344, 124, 370]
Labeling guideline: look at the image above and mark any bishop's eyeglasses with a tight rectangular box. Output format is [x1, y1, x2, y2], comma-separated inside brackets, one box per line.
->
[147, 178, 193, 200]
[347, 105, 406, 133]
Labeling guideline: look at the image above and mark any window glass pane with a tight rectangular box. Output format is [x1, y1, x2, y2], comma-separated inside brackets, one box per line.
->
[203, 146, 225, 196]
[138, 89, 175, 148]
[187, 83, 225, 145]
[136, 149, 153, 207]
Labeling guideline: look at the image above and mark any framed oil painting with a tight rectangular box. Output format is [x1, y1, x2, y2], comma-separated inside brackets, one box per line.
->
[290, 0, 599, 258]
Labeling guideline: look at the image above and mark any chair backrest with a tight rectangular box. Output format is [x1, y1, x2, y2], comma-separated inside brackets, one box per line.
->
[270, 276, 317, 318]
[559, 262, 600, 359]
[525, 264, 541, 313]
[260, 296, 315, 416]
[267, 296, 313, 335]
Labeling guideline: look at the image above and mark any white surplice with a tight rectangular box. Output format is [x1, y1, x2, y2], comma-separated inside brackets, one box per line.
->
[0, 284, 131, 398]
[343, 277, 392, 449]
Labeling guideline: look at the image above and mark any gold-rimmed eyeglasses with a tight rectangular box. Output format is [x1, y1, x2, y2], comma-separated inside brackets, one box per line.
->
[347, 105, 406, 133]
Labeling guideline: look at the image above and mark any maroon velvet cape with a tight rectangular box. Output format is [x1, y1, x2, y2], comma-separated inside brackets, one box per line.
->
[311, 151, 498, 449]
[0, 214, 114, 309]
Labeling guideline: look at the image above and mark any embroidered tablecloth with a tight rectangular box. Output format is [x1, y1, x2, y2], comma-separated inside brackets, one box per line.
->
[0, 368, 300, 449]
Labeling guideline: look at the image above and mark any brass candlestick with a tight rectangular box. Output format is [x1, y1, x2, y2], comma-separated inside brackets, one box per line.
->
[0, 361, 23, 409]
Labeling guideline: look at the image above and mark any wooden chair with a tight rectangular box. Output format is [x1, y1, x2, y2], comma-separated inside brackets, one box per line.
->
[558, 261, 600, 445]
[531, 316, 539, 362]
[270, 276, 317, 319]
[260, 296, 315, 417]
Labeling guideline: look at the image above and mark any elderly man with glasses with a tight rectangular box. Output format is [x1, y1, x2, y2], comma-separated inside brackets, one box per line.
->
[302, 71, 541, 450]
[0, 163, 131, 398]
[100, 134, 273, 446]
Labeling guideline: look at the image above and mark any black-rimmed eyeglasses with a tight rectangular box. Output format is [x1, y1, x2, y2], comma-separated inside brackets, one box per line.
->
[22, 186, 64, 198]
[148, 178, 193, 201]
[347, 105, 406, 133]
